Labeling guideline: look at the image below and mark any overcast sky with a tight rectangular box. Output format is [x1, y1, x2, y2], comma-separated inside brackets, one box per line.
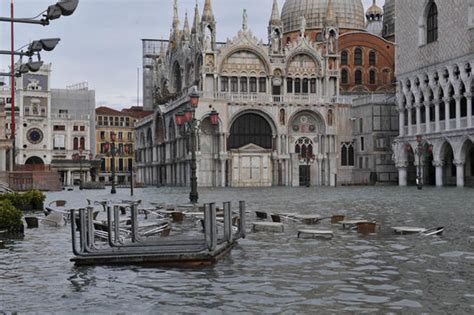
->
[0, 0, 384, 109]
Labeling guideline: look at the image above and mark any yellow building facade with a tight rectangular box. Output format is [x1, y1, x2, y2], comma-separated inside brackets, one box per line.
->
[96, 106, 152, 184]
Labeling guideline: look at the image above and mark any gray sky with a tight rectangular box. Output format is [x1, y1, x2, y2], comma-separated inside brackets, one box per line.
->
[0, 0, 384, 109]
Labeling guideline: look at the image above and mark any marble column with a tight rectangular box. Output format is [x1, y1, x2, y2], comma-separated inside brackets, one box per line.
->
[397, 162, 408, 186]
[434, 100, 441, 132]
[399, 108, 405, 136]
[407, 107, 413, 135]
[0, 149, 5, 171]
[434, 161, 444, 187]
[415, 103, 422, 135]
[444, 97, 451, 131]
[424, 101, 431, 133]
[455, 95, 462, 129]
[467, 94, 472, 128]
[455, 160, 465, 188]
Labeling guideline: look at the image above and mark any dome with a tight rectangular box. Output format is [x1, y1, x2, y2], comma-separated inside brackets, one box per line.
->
[281, 0, 365, 34]
[366, 1, 383, 19]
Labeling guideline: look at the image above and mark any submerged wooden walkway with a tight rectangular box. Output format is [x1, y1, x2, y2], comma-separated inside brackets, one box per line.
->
[70, 201, 246, 267]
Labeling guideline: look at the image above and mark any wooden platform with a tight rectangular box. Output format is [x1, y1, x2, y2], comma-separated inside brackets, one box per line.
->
[71, 239, 236, 267]
[392, 227, 426, 234]
[252, 222, 284, 232]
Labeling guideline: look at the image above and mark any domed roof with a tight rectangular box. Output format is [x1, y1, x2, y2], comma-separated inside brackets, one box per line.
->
[281, 0, 365, 34]
[366, 0, 383, 18]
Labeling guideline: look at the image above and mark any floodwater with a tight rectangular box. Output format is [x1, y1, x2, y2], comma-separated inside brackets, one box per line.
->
[1, 186, 474, 314]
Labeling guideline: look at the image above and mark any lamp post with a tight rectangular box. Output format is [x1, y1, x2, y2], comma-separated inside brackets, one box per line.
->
[298, 148, 316, 188]
[104, 132, 118, 194]
[124, 144, 134, 196]
[78, 147, 83, 190]
[414, 135, 433, 190]
[175, 91, 219, 204]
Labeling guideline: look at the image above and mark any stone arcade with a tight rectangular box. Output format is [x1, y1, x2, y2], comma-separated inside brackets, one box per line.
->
[136, 0, 397, 188]
[392, 0, 474, 188]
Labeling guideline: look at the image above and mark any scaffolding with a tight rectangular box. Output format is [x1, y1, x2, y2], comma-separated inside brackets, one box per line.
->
[142, 39, 168, 110]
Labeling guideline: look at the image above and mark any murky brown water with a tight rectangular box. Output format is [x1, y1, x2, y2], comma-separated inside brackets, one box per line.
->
[1, 186, 474, 313]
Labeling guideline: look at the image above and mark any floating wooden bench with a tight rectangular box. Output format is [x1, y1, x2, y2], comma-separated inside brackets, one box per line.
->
[339, 219, 370, 229]
[297, 229, 334, 239]
[392, 226, 444, 236]
[252, 222, 284, 233]
[294, 214, 320, 224]
[255, 211, 268, 219]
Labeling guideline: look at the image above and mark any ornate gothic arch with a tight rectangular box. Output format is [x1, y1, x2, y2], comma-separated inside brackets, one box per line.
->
[228, 108, 277, 136]
[287, 109, 326, 135]
[219, 46, 271, 75]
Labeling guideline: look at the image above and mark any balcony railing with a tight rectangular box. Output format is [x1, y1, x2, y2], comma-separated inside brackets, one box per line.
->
[402, 117, 474, 136]
[199, 92, 354, 105]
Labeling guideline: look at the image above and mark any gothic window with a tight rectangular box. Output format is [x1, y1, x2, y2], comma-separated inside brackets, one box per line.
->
[287, 78, 293, 93]
[341, 142, 355, 166]
[240, 77, 248, 93]
[369, 51, 376, 66]
[341, 69, 349, 84]
[310, 79, 316, 93]
[302, 78, 309, 94]
[250, 77, 257, 93]
[295, 137, 314, 157]
[80, 137, 85, 150]
[427, 2, 438, 44]
[354, 48, 363, 66]
[355, 70, 362, 85]
[369, 70, 376, 85]
[295, 78, 301, 93]
[341, 51, 348, 65]
[259, 77, 266, 93]
[229, 114, 272, 149]
[221, 77, 229, 92]
[73, 137, 79, 150]
[231, 77, 238, 92]
[172, 62, 182, 92]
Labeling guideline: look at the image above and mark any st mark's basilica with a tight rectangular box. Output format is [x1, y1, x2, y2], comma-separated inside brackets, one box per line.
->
[136, 0, 397, 188]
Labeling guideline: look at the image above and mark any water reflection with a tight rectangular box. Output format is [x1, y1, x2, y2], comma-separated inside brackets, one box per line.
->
[0, 186, 473, 313]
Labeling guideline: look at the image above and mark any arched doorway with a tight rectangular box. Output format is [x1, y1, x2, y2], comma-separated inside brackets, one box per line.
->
[405, 144, 417, 185]
[440, 142, 456, 186]
[25, 156, 44, 165]
[460, 139, 474, 187]
[228, 112, 275, 187]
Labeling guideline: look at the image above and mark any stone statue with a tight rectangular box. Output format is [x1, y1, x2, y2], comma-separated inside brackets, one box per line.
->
[243, 9, 248, 31]
[300, 16, 306, 37]
[271, 30, 280, 54]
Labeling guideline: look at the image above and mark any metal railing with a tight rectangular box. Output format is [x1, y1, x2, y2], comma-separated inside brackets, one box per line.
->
[199, 92, 353, 105]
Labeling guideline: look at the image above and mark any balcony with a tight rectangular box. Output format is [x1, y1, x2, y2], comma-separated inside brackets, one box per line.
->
[402, 116, 474, 136]
[199, 92, 353, 105]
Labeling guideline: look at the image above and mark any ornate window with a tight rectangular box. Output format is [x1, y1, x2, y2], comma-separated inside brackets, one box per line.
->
[240, 77, 248, 93]
[259, 77, 266, 93]
[341, 142, 355, 166]
[231, 77, 238, 92]
[354, 48, 363, 66]
[369, 70, 376, 85]
[80, 137, 85, 150]
[295, 78, 301, 93]
[341, 69, 349, 84]
[341, 51, 348, 65]
[221, 77, 229, 92]
[250, 77, 257, 93]
[355, 70, 363, 85]
[427, 2, 438, 44]
[73, 137, 79, 150]
[302, 78, 309, 94]
[369, 51, 376, 66]
[287, 78, 293, 93]
[295, 137, 314, 157]
[310, 79, 316, 93]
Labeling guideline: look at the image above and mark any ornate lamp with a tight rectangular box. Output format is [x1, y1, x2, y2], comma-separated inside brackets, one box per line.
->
[184, 109, 193, 122]
[175, 112, 185, 126]
[189, 90, 200, 108]
[209, 109, 219, 125]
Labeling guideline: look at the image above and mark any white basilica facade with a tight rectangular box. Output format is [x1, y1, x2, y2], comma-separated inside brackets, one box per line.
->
[136, 0, 396, 188]
[393, 0, 474, 188]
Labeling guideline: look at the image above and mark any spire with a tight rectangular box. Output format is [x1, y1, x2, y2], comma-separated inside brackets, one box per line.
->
[183, 11, 190, 36]
[202, 0, 215, 23]
[269, 0, 281, 26]
[172, 0, 180, 32]
[192, 1, 200, 34]
[326, 0, 335, 24]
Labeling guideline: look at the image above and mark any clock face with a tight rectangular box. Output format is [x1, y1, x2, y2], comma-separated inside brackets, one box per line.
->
[27, 128, 43, 144]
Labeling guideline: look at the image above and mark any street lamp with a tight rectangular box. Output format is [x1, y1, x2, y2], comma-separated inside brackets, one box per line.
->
[298, 143, 316, 188]
[104, 132, 118, 194]
[414, 135, 433, 190]
[175, 91, 219, 204]
[0, 0, 79, 26]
